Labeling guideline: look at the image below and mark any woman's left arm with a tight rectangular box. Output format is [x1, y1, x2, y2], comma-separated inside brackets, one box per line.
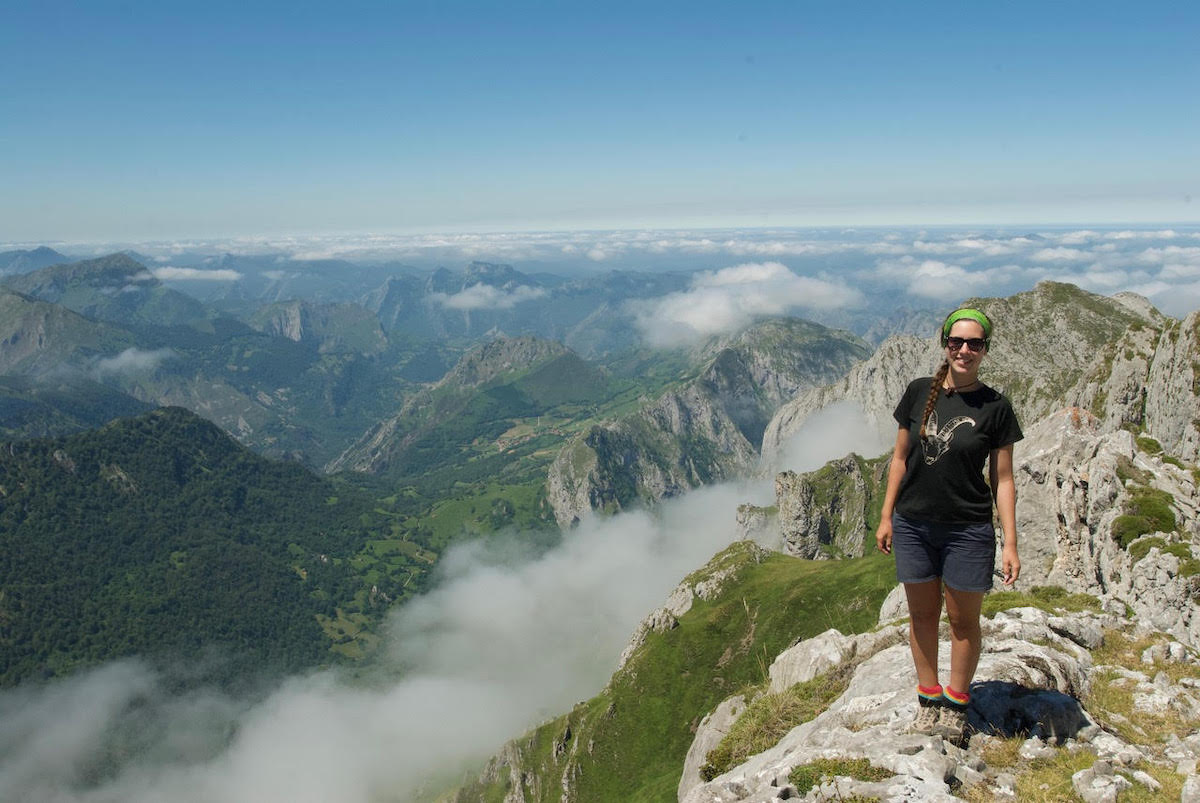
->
[990, 444, 1020, 585]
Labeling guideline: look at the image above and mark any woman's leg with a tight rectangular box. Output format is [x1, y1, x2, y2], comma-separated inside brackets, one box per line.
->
[903, 580, 943, 688]
[942, 585, 985, 693]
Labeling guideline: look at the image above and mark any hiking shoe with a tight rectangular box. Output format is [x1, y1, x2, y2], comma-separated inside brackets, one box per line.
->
[910, 703, 941, 735]
[933, 705, 968, 742]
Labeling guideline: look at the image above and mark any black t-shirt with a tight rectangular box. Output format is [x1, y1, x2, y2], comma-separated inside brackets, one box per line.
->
[892, 377, 1023, 523]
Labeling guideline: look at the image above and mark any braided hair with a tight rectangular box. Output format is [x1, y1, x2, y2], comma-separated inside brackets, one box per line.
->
[919, 359, 951, 439]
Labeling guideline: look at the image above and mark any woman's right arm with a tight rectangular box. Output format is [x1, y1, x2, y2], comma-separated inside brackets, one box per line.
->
[875, 426, 911, 555]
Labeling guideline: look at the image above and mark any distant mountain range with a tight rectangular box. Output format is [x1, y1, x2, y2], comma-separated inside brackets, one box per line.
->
[0, 246, 68, 275]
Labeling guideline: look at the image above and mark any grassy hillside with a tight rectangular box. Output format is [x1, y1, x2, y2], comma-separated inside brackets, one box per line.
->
[453, 542, 896, 802]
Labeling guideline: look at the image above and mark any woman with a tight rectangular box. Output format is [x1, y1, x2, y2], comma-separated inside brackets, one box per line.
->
[875, 308, 1022, 741]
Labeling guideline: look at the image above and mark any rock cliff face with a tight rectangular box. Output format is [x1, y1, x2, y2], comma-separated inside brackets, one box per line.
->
[773, 455, 888, 559]
[1014, 407, 1200, 642]
[327, 336, 582, 475]
[250, 300, 388, 355]
[1067, 310, 1200, 464]
[545, 319, 870, 527]
[762, 282, 1154, 467]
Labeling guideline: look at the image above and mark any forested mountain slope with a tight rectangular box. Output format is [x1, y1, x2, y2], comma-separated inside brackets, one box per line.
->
[0, 407, 435, 687]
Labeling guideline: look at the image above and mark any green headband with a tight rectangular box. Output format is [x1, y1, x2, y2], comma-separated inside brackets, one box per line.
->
[941, 308, 992, 342]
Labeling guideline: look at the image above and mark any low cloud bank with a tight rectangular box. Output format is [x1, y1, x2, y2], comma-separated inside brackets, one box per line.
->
[431, 283, 547, 311]
[633, 261, 862, 347]
[92, 348, 174, 377]
[0, 481, 767, 803]
[35, 228, 1200, 319]
[768, 401, 892, 477]
[152, 267, 242, 282]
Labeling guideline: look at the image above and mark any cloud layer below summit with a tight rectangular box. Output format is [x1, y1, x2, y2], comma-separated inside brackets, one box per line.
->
[106, 227, 1198, 315]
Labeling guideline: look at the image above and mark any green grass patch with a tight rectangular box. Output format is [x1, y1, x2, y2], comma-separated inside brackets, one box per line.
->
[789, 757, 891, 795]
[454, 545, 896, 802]
[1116, 456, 1152, 486]
[1086, 630, 1200, 748]
[981, 585, 1102, 618]
[1011, 749, 1097, 802]
[1127, 538, 1200, 577]
[700, 667, 851, 781]
[422, 480, 552, 549]
[316, 608, 378, 659]
[1112, 486, 1176, 549]
[1136, 436, 1163, 455]
[1128, 536, 1168, 564]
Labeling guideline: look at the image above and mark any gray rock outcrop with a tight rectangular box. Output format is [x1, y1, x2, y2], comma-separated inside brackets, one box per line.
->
[1013, 407, 1200, 644]
[680, 607, 1199, 803]
[775, 456, 885, 559]
[546, 320, 870, 527]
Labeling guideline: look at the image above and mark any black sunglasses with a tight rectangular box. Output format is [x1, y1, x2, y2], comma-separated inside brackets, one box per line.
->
[945, 337, 988, 352]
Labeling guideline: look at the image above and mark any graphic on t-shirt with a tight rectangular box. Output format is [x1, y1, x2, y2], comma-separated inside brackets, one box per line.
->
[922, 409, 976, 464]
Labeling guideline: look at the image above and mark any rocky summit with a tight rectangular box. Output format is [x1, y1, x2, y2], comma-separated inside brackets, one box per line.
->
[681, 604, 1200, 802]
[459, 281, 1200, 802]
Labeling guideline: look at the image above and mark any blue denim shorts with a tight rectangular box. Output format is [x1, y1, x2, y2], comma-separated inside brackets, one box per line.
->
[892, 512, 996, 592]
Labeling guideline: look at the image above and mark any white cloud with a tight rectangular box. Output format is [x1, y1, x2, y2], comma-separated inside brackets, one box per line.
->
[1030, 247, 1090, 263]
[1056, 230, 1099, 245]
[1139, 280, 1200, 317]
[24, 227, 1200, 320]
[431, 283, 547, 311]
[0, 482, 769, 803]
[768, 401, 891, 476]
[1106, 229, 1179, 240]
[153, 267, 242, 282]
[868, 257, 1031, 302]
[632, 262, 862, 347]
[1135, 246, 1200, 271]
[93, 348, 174, 377]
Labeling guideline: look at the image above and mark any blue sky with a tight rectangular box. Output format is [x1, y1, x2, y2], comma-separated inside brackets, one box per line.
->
[2, 0, 1197, 241]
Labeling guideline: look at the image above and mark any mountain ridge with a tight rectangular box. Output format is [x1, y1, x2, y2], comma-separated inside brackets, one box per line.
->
[457, 280, 1200, 802]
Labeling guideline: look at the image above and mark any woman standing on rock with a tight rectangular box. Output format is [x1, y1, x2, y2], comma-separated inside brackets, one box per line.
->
[874, 308, 1022, 741]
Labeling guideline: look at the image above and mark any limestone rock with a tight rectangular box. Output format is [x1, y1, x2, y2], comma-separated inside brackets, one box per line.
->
[1072, 761, 1131, 803]
[878, 585, 908, 623]
[678, 695, 748, 802]
[546, 319, 869, 527]
[679, 610, 1153, 803]
[775, 456, 883, 559]
[734, 504, 773, 543]
[767, 626, 905, 694]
